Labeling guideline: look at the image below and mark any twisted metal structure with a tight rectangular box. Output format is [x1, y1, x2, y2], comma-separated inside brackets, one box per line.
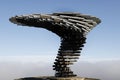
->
[9, 12, 101, 77]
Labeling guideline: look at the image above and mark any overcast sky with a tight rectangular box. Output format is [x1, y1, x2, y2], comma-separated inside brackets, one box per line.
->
[0, 0, 120, 80]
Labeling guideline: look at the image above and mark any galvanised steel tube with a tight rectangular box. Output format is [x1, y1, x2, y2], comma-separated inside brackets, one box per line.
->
[9, 12, 101, 77]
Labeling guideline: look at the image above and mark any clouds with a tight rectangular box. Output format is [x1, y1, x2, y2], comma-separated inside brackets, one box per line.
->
[0, 56, 120, 80]
[72, 60, 120, 80]
[0, 61, 54, 80]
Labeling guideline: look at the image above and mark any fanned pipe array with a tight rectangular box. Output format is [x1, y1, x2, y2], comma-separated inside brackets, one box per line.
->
[9, 12, 101, 77]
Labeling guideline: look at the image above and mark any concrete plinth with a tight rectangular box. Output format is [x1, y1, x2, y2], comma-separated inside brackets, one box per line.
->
[15, 76, 100, 80]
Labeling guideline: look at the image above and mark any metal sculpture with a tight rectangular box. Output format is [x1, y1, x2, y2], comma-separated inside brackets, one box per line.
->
[9, 12, 101, 77]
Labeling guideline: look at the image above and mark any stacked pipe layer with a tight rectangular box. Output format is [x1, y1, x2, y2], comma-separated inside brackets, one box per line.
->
[9, 12, 101, 77]
[53, 37, 86, 77]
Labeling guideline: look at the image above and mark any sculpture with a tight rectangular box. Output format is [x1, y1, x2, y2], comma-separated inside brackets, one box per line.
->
[9, 12, 101, 77]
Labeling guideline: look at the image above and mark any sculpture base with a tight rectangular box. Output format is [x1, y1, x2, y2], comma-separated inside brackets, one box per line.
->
[15, 76, 100, 80]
